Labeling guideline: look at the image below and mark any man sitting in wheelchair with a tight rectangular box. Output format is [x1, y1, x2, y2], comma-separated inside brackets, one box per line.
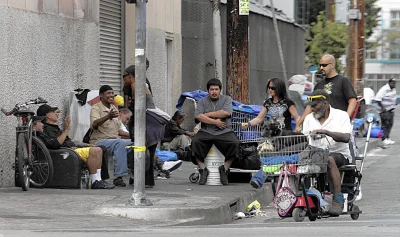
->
[302, 89, 352, 215]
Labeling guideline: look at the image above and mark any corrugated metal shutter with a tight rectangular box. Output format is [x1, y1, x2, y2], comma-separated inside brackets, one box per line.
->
[100, 0, 124, 94]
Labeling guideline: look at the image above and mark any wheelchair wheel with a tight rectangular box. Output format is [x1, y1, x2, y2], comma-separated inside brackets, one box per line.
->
[30, 136, 54, 188]
[350, 204, 360, 220]
[189, 173, 199, 183]
[292, 207, 306, 222]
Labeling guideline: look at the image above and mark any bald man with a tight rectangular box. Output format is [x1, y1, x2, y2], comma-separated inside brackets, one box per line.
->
[296, 54, 357, 131]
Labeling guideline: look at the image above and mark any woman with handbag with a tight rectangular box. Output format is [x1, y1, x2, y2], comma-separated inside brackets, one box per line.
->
[241, 78, 300, 189]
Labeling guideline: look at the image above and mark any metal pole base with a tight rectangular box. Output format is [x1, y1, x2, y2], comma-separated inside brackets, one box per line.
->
[128, 197, 153, 206]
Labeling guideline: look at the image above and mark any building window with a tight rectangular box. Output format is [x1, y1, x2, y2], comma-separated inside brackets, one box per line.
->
[390, 52, 400, 59]
[366, 50, 377, 59]
[390, 11, 400, 28]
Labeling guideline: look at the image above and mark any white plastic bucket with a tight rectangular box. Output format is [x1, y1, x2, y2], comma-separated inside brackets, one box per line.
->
[204, 145, 225, 185]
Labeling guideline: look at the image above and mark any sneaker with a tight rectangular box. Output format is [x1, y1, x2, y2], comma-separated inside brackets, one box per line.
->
[328, 193, 344, 215]
[382, 139, 391, 146]
[250, 180, 260, 189]
[162, 160, 182, 172]
[129, 177, 134, 185]
[218, 165, 230, 185]
[101, 180, 115, 189]
[91, 180, 107, 189]
[387, 138, 395, 144]
[198, 168, 209, 185]
[113, 177, 126, 187]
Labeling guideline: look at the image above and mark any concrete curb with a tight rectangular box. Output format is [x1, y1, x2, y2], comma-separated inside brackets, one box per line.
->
[96, 184, 273, 225]
[95, 138, 376, 226]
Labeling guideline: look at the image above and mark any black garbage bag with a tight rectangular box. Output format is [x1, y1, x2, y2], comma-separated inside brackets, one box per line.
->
[231, 143, 261, 170]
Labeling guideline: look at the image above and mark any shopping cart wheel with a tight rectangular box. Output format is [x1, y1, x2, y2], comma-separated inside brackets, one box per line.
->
[350, 204, 360, 220]
[292, 207, 306, 222]
[189, 173, 199, 183]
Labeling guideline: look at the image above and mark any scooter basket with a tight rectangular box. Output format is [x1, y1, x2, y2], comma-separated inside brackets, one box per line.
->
[259, 135, 329, 176]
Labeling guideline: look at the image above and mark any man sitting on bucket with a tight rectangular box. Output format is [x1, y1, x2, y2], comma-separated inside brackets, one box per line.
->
[191, 78, 239, 185]
[302, 89, 352, 215]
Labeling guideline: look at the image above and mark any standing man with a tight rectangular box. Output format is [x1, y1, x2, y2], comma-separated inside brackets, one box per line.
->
[90, 85, 132, 187]
[296, 54, 357, 131]
[375, 78, 397, 145]
[191, 78, 239, 185]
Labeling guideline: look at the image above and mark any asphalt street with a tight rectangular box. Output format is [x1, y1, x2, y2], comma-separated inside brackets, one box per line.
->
[1, 112, 399, 236]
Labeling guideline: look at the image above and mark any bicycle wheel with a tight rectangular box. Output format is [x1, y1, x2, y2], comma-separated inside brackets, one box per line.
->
[30, 136, 53, 188]
[16, 133, 29, 191]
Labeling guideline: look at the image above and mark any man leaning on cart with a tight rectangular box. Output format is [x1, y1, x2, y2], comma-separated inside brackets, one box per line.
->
[302, 89, 352, 215]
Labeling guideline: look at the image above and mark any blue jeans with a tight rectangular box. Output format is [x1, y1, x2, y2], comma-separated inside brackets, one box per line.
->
[251, 168, 268, 189]
[97, 139, 132, 177]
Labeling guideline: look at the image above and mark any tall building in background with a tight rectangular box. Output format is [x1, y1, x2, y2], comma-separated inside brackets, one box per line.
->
[365, 0, 400, 93]
[294, 0, 325, 26]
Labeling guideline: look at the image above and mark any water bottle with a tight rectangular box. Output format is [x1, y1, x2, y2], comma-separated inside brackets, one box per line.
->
[81, 169, 90, 189]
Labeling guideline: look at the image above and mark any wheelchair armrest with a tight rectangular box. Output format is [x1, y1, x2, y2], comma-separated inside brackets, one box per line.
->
[339, 164, 356, 171]
[355, 156, 364, 161]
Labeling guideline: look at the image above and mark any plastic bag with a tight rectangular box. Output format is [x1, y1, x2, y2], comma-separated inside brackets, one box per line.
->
[156, 149, 178, 161]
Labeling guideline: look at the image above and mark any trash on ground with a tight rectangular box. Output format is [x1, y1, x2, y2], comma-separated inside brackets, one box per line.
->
[233, 212, 246, 220]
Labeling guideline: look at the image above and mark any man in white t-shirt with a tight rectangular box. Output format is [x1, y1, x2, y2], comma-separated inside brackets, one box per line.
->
[302, 89, 352, 215]
[118, 108, 132, 139]
[375, 78, 397, 145]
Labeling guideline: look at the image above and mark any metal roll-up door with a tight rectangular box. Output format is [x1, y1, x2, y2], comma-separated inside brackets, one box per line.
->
[100, 0, 124, 94]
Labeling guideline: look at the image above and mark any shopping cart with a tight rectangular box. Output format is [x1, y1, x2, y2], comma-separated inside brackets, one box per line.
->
[258, 134, 328, 177]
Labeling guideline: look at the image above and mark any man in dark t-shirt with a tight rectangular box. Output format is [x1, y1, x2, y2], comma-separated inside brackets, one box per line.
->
[296, 54, 357, 131]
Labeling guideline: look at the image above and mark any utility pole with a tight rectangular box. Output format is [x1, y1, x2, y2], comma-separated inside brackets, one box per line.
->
[212, 0, 224, 89]
[327, 0, 335, 22]
[357, 0, 365, 95]
[270, 0, 287, 82]
[226, 0, 249, 104]
[346, 0, 364, 94]
[127, 0, 151, 206]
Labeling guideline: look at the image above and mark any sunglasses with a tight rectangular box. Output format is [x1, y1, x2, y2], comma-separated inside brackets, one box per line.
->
[319, 63, 331, 68]
[268, 86, 276, 90]
[307, 95, 326, 102]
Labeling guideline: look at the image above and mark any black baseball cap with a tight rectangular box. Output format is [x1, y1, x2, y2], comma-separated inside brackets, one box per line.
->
[32, 116, 45, 122]
[307, 89, 330, 106]
[123, 65, 135, 77]
[37, 104, 58, 116]
[123, 59, 150, 77]
[389, 78, 396, 83]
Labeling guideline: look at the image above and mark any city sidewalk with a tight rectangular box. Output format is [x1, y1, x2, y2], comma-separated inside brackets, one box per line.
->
[0, 136, 380, 230]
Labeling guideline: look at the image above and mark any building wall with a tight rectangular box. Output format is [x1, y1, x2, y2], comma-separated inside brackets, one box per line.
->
[0, 1, 100, 187]
[365, 0, 400, 75]
[248, 13, 305, 105]
[124, 0, 182, 115]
